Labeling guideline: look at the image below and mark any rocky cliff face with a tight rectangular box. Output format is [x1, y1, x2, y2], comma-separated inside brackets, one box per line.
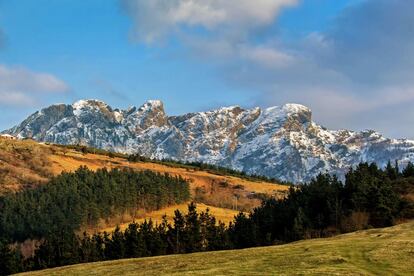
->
[4, 99, 414, 183]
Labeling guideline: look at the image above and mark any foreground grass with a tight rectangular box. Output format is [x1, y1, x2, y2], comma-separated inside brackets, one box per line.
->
[19, 221, 414, 276]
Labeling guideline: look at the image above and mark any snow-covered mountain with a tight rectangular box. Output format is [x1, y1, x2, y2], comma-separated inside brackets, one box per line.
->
[4, 99, 414, 183]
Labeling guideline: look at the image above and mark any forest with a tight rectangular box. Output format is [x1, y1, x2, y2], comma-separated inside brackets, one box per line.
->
[1, 161, 413, 274]
[0, 167, 190, 242]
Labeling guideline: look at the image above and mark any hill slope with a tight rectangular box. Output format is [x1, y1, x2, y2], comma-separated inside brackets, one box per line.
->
[18, 220, 414, 275]
[4, 99, 414, 183]
[100, 202, 241, 234]
[0, 139, 287, 231]
[0, 138, 53, 193]
[0, 138, 286, 194]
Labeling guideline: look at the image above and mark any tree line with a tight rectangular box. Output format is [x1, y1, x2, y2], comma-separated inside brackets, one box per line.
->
[228, 161, 414, 248]
[25, 203, 229, 270]
[1, 161, 413, 274]
[0, 167, 190, 242]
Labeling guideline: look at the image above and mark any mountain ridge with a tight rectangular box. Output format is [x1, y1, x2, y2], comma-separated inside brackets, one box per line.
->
[4, 99, 414, 183]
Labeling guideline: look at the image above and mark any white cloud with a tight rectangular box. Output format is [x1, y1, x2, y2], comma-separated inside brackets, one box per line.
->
[121, 0, 301, 77]
[240, 46, 295, 68]
[122, 0, 298, 43]
[0, 64, 69, 107]
[121, 0, 414, 138]
[0, 91, 36, 107]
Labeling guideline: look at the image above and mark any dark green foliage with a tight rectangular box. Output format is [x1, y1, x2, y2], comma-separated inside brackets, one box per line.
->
[2, 161, 413, 273]
[31, 230, 80, 270]
[403, 161, 414, 177]
[25, 203, 231, 270]
[183, 202, 202, 252]
[0, 240, 23, 275]
[228, 212, 257, 248]
[228, 162, 411, 247]
[0, 167, 190, 242]
[344, 163, 400, 227]
[386, 160, 400, 180]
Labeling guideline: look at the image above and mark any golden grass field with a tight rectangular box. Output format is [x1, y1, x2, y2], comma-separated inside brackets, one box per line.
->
[0, 139, 52, 193]
[0, 139, 288, 196]
[18, 220, 414, 276]
[1, 139, 288, 231]
[48, 144, 287, 231]
[48, 150, 287, 196]
[99, 202, 241, 233]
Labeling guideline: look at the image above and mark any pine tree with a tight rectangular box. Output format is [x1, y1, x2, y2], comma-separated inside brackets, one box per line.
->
[184, 202, 202, 253]
[0, 240, 22, 275]
[105, 227, 125, 260]
[169, 210, 186, 254]
[403, 162, 414, 177]
[386, 160, 398, 180]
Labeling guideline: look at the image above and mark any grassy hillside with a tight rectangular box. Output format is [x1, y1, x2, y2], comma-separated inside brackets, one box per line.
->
[99, 202, 241, 234]
[0, 139, 52, 193]
[18, 220, 414, 275]
[0, 139, 288, 232]
[0, 139, 287, 196]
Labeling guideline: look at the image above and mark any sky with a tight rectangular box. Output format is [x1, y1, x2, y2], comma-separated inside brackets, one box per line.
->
[0, 0, 413, 139]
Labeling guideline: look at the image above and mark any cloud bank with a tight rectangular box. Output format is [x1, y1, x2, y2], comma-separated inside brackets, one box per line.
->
[0, 65, 69, 107]
[122, 0, 298, 43]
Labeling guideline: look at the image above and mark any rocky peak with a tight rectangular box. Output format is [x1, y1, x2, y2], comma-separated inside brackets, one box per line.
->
[250, 104, 310, 134]
[125, 100, 168, 132]
[70, 99, 120, 125]
[6, 104, 73, 139]
[137, 100, 165, 116]
[282, 103, 312, 124]
[279, 103, 312, 132]
[72, 99, 112, 115]
[141, 99, 164, 109]
[213, 105, 244, 114]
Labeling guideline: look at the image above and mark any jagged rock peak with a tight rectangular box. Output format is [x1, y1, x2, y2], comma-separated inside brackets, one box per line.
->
[260, 103, 312, 128]
[282, 103, 311, 112]
[211, 105, 243, 112]
[280, 103, 312, 122]
[138, 100, 164, 111]
[126, 100, 168, 131]
[71, 99, 113, 117]
[72, 99, 109, 109]
[4, 99, 414, 183]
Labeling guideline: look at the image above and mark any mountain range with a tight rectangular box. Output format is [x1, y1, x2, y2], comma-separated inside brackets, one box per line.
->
[3, 99, 414, 183]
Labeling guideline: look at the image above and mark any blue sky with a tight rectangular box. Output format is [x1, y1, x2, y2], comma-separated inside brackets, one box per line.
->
[1, 0, 413, 138]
